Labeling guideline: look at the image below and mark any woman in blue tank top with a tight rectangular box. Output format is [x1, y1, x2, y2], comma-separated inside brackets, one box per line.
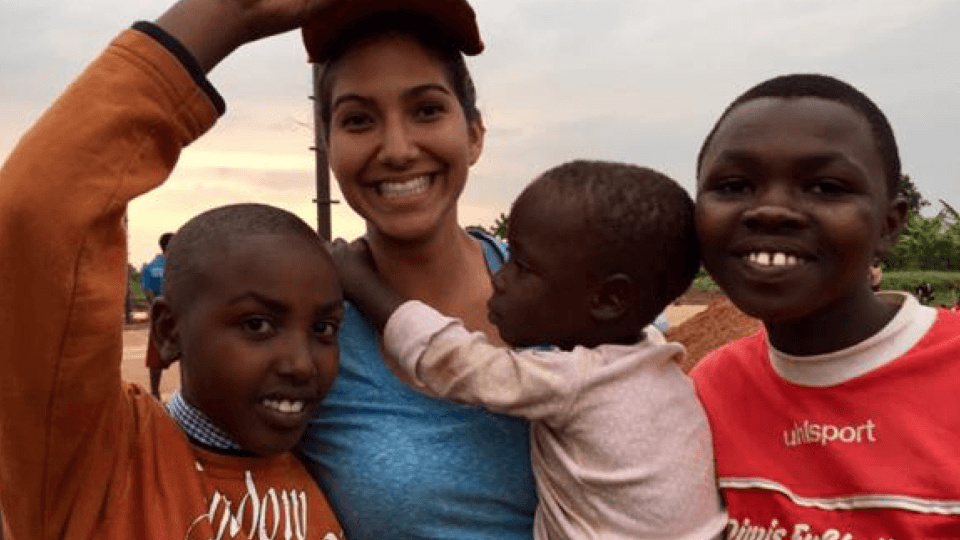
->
[297, 2, 538, 538]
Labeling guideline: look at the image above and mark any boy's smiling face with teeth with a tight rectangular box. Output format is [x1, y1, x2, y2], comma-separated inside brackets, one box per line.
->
[170, 233, 344, 456]
[696, 96, 906, 331]
[746, 251, 803, 267]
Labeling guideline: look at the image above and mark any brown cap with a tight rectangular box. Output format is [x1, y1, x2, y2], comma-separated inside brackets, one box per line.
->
[302, 0, 484, 63]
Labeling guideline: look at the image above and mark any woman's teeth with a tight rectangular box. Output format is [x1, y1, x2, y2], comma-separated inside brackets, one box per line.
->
[262, 399, 304, 414]
[747, 252, 801, 267]
[377, 175, 431, 198]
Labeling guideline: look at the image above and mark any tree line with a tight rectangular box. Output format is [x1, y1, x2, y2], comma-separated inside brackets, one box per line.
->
[886, 175, 960, 272]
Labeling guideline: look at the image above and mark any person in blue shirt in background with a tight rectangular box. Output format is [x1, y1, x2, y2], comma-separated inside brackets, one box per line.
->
[141, 232, 173, 399]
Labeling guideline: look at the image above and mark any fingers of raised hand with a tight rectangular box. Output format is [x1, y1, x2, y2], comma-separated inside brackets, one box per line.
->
[245, 0, 348, 31]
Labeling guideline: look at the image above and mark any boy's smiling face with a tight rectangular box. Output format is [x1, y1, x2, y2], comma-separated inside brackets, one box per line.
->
[168, 233, 344, 456]
[696, 97, 905, 328]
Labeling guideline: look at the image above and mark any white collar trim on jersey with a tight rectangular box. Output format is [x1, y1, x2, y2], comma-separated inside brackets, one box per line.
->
[768, 292, 938, 387]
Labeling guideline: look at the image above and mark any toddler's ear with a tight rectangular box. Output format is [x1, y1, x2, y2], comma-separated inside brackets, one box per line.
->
[877, 195, 909, 256]
[150, 299, 182, 368]
[589, 274, 633, 322]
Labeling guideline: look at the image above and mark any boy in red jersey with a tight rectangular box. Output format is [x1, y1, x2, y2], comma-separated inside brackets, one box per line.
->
[691, 74, 960, 538]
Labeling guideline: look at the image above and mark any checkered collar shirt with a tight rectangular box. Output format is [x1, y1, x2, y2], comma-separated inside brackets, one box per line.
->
[166, 390, 243, 452]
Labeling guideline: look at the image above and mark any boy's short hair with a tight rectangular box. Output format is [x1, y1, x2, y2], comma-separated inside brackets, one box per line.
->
[520, 160, 700, 319]
[696, 73, 902, 199]
[164, 203, 322, 312]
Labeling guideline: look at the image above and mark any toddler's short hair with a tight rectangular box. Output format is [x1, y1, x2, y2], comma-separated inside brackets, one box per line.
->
[518, 160, 700, 322]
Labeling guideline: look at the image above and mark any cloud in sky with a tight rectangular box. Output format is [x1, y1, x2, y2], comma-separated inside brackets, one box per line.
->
[2, 0, 958, 266]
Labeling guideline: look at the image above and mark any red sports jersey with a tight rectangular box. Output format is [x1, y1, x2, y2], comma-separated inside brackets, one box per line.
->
[693, 309, 960, 540]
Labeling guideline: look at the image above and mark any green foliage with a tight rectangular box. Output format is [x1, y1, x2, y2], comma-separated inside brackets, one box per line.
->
[897, 174, 929, 215]
[887, 176, 959, 271]
[467, 213, 509, 241]
[687, 268, 721, 293]
[880, 271, 960, 307]
[488, 213, 508, 240]
[940, 199, 960, 222]
[886, 200, 960, 271]
[128, 274, 146, 304]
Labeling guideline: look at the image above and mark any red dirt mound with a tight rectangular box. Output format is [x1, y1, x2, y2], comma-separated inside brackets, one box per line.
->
[666, 297, 763, 373]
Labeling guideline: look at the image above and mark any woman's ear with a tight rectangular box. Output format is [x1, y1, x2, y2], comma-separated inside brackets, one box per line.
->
[877, 195, 909, 256]
[468, 115, 485, 165]
[150, 299, 182, 369]
[589, 274, 633, 322]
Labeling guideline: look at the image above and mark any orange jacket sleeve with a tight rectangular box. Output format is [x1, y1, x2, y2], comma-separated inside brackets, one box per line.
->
[0, 29, 218, 536]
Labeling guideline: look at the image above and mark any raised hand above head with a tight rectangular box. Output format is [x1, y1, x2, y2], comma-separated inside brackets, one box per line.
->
[154, 0, 347, 73]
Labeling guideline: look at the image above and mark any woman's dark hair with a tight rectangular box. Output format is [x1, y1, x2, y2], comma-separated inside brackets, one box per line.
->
[317, 12, 480, 140]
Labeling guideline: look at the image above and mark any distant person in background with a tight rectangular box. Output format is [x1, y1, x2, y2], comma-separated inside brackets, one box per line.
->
[870, 258, 883, 292]
[141, 232, 173, 304]
[141, 232, 173, 399]
[123, 213, 135, 324]
[125, 263, 137, 324]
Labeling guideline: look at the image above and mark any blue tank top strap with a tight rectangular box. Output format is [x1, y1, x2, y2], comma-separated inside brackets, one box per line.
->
[468, 227, 509, 273]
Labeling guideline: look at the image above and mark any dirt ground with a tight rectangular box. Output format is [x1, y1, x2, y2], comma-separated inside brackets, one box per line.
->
[666, 294, 763, 372]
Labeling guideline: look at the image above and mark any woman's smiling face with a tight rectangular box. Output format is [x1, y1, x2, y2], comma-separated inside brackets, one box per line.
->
[696, 97, 902, 327]
[325, 32, 484, 242]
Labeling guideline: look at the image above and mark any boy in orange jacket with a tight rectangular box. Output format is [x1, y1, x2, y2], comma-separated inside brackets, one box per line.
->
[0, 0, 350, 537]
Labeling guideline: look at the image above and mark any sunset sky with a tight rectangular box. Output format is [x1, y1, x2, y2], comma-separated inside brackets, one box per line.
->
[2, 0, 958, 267]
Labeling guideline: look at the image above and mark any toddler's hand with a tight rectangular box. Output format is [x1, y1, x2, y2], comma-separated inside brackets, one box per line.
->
[329, 237, 406, 332]
[330, 237, 382, 300]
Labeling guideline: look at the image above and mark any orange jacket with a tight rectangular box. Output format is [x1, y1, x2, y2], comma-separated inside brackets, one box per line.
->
[0, 29, 343, 539]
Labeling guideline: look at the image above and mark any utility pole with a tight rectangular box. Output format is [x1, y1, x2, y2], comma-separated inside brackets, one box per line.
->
[311, 63, 335, 240]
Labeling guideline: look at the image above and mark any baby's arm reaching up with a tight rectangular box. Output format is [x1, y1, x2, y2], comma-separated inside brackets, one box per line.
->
[332, 238, 579, 418]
